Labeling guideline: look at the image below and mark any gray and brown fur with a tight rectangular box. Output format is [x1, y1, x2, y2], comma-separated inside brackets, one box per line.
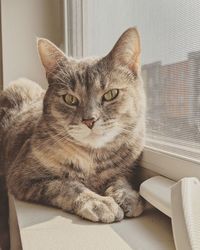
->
[0, 28, 145, 223]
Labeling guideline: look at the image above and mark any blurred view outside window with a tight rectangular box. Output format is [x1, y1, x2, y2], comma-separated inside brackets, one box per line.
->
[83, 0, 200, 161]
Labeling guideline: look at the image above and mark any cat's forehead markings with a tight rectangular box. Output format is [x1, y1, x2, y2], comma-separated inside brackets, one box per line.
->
[68, 76, 76, 91]
[68, 62, 108, 92]
[73, 66, 94, 91]
[86, 67, 108, 90]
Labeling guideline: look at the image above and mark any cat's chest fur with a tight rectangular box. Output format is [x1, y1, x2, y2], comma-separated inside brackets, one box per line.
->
[32, 135, 135, 193]
[61, 142, 134, 193]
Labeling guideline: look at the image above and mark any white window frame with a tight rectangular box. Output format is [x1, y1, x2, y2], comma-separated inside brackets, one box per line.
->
[63, 0, 200, 182]
[63, 0, 88, 58]
[142, 147, 200, 181]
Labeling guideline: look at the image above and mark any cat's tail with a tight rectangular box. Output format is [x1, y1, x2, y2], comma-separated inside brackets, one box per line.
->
[0, 78, 45, 132]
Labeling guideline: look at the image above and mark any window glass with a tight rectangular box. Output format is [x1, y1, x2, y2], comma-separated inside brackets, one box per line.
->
[85, 0, 200, 161]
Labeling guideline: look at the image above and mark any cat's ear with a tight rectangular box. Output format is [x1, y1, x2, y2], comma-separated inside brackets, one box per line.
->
[107, 27, 141, 73]
[37, 38, 66, 73]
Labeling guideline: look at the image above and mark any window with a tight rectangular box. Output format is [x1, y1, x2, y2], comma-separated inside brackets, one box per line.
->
[65, 0, 200, 179]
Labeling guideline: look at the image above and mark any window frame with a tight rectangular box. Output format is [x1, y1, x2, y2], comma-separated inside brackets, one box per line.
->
[63, 0, 88, 58]
[63, 0, 200, 181]
[142, 147, 200, 181]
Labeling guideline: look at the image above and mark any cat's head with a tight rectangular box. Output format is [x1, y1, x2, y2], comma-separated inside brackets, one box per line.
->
[38, 28, 145, 148]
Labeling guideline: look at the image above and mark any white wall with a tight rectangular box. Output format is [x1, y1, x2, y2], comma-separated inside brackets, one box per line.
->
[1, 0, 64, 88]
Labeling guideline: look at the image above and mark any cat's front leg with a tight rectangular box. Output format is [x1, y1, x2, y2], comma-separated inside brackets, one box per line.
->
[8, 170, 123, 223]
[105, 178, 144, 217]
[50, 182, 124, 223]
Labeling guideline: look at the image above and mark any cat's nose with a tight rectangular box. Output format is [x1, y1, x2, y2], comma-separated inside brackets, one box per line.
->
[82, 117, 96, 129]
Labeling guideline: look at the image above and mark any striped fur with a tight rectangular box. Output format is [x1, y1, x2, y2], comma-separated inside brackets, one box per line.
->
[1, 28, 145, 223]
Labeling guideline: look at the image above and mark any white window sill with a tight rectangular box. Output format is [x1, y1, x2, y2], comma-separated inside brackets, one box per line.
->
[9, 195, 175, 250]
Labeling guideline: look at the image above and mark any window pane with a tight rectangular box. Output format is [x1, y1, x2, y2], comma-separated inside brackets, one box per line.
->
[85, 0, 200, 161]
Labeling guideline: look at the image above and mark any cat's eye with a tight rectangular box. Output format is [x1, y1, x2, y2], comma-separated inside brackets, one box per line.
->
[103, 89, 119, 102]
[63, 94, 79, 106]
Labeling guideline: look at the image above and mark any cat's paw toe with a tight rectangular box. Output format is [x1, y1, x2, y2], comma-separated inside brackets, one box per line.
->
[103, 196, 124, 222]
[78, 196, 124, 223]
[122, 191, 144, 217]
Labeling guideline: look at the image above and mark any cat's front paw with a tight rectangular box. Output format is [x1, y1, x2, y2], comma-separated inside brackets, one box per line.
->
[76, 196, 124, 223]
[121, 190, 144, 217]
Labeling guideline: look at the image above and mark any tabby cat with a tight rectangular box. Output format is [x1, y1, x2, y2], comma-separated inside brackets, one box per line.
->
[0, 28, 145, 223]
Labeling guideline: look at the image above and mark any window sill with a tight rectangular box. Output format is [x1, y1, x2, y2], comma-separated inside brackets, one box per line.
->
[9, 195, 175, 250]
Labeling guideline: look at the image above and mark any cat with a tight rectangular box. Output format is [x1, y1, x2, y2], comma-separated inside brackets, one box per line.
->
[0, 27, 145, 223]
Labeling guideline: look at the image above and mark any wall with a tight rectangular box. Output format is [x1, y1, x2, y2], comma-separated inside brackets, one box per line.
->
[1, 0, 64, 88]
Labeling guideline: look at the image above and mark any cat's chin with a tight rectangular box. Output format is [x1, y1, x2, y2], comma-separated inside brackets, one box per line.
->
[76, 128, 122, 148]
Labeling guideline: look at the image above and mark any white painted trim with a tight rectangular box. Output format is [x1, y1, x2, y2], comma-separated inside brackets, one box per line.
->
[82, 0, 88, 57]
[63, 0, 69, 55]
[171, 177, 200, 250]
[64, 0, 88, 57]
[141, 147, 200, 181]
[146, 135, 200, 162]
[140, 176, 174, 217]
[140, 176, 200, 250]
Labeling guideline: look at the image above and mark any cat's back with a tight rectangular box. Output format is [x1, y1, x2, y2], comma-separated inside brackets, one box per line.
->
[0, 78, 45, 170]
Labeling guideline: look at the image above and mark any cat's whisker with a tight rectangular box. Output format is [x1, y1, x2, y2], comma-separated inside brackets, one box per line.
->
[100, 122, 115, 127]
[32, 129, 71, 153]
[32, 131, 80, 165]
[69, 129, 85, 134]
[114, 127, 132, 135]
[68, 125, 83, 130]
